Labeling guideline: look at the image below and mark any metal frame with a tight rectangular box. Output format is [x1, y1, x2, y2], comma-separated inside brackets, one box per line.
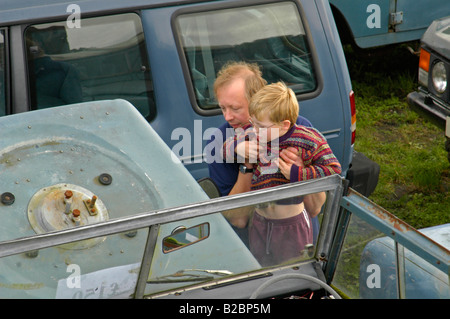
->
[0, 175, 344, 298]
[341, 188, 449, 274]
[0, 174, 447, 299]
[341, 188, 450, 298]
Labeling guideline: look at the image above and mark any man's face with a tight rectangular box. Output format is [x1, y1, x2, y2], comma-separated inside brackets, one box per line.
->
[216, 78, 250, 129]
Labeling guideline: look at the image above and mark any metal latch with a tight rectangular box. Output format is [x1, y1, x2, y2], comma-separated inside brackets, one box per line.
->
[389, 11, 403, 26]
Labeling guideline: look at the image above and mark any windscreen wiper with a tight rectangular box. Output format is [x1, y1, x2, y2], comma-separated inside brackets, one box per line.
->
[147, 269, 233, 284]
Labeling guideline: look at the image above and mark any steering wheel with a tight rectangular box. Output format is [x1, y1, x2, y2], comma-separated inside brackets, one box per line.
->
[249, 273, 342, 299]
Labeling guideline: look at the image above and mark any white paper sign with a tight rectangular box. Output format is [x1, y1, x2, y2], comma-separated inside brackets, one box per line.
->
[56, 263, 140, 299]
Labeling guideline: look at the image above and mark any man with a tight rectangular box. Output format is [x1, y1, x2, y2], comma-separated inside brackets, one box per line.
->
[207, 61, 325, 243]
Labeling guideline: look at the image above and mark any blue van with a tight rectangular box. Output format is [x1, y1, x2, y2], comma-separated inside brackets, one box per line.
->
[0, 0, 378, 196]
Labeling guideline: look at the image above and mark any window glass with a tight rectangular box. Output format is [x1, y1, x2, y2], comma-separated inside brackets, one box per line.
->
[145, 191, 325, 296]
[332, 214, 449, 299]
[25, 14, 155, 120]
[0, 30, 5, 116]
[177, 2, 317, 109]
[331, 215, 383, 299]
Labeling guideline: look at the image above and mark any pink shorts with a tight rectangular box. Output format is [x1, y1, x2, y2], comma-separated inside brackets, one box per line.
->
[249, 209, 313, 266]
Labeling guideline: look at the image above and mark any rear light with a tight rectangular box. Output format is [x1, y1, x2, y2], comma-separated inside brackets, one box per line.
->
[418, 48, 431, 87]
[350, 90, 356, 145]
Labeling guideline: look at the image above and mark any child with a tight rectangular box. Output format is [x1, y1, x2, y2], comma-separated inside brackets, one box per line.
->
[223, 82, 341, 266]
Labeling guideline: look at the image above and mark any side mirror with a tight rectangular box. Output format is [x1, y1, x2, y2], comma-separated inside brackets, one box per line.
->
[197, 177, 220, 199]
[163, 223, 210, 253]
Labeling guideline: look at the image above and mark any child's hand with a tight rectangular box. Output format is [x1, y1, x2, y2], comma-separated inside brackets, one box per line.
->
[236, 140, 259, 163]
[277, 147, 303, 180]
[280, 147, 304, 168]
[277, 157, 292, 180]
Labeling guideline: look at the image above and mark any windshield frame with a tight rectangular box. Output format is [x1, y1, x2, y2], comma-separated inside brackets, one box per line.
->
[0, 175, 344, 298]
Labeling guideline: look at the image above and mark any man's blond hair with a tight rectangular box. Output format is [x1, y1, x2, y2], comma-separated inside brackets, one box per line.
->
[249, 82, 298, 126]
[214, 61, 267, 102]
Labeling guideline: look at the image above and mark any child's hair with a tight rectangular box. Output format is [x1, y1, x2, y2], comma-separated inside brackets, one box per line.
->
[249, 82, 298, 126]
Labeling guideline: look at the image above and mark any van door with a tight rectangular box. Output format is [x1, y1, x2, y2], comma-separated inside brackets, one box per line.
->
[330, 0, 450, 48]
[394, 0, 450, 33]
[142, 0, 352, 179]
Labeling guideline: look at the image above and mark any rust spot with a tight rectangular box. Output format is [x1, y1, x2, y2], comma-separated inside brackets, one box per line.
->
[64, 190, 73, 199]
[0, 282, 45, 290]
[348, 188, 414, 234]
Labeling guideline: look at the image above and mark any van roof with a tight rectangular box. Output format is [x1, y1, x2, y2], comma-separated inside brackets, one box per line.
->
[0, 0, 209, 26]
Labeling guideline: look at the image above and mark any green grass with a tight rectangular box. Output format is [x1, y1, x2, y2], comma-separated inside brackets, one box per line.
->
[346, 44, 450, 229]
[331, 44, 450, 298]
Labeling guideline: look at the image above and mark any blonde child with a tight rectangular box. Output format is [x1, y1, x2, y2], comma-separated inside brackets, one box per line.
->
[223, 82, 341, 266]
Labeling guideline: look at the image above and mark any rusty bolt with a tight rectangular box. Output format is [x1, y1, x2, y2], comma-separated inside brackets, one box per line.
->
[89, 195, 97, 208]
[72, 209, 81, 217]
[64, 190, 73, 199]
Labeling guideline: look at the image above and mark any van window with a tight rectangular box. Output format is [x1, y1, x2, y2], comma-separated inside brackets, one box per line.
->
[176, 2, 317, 110]
[0, 30, 6, 116]
[25, 13, 155, 120]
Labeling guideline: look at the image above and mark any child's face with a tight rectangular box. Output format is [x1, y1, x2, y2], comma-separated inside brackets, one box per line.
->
[249, 115, 290, 142]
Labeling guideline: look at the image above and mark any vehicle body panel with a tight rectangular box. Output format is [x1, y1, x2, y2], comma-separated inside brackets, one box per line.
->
[329, 0, 450, 48]
[0, 101, 447, 299]
[0, 99, 257, 298]
[359, 223, 450, 299]
[0, 0, 369, 193]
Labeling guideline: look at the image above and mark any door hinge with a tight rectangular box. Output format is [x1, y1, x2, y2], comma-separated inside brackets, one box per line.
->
[389, 11, 403, 26]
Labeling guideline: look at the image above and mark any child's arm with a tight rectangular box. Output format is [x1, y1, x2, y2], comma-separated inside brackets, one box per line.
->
[279, 146, 327, 218]
[289, 141, 342, 182]
[278, 129, 342, 181]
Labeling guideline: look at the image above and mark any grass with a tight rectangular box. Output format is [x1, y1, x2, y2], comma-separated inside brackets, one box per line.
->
[346, 43, 450, 229]
[330, 44, 450, 298]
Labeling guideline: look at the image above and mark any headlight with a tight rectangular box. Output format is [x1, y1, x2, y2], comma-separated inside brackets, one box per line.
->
[431, 61, 447, 94]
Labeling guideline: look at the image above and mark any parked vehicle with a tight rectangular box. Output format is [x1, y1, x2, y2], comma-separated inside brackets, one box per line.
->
[0, 0, 447, 300]
[407, 15, 450, 162]
[0, 0, 379, 197]
[329, 0, 450, 48]
[0, 100, 447, 299]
